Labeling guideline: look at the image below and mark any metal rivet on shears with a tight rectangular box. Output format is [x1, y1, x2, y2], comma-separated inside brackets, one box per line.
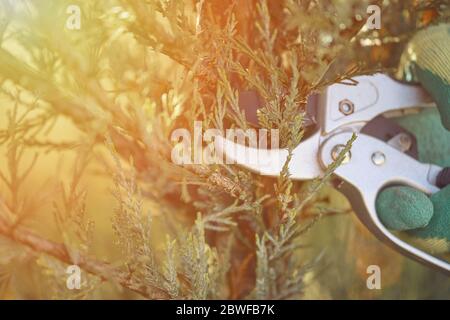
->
[387, 133, 412, 153]
[371, 151, 386, 166]
[331, 145, 351, 164]
[339, 99, 354, 115]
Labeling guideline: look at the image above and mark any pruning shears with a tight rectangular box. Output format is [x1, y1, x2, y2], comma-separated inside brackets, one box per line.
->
[215, 73, 450, 274]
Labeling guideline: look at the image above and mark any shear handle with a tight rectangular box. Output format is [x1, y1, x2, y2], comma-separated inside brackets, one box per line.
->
[320, 132, 449, 274]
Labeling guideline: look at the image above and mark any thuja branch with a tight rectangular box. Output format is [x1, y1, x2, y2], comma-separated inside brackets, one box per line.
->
[0, 213, 169, 300]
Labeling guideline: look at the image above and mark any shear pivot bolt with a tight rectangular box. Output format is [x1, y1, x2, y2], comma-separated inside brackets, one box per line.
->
[331, 145, 351, 164]
[371, 151, 386, 166]
[339, 99, 354, 115]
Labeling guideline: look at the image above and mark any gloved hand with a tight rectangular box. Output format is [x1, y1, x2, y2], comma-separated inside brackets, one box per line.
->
[376, 24, 450, 253]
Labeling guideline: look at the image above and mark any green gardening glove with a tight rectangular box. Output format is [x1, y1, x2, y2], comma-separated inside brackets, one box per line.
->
[376, 24, 450, 253]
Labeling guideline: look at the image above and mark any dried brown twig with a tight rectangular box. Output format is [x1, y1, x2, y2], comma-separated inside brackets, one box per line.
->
[0, 207, 169, 299]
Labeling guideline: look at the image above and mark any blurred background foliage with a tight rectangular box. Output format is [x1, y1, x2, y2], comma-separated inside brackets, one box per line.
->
[0, 0, 449, 299]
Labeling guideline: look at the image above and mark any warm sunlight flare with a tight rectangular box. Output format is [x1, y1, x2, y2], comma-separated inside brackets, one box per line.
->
[0, 0, 449, 302]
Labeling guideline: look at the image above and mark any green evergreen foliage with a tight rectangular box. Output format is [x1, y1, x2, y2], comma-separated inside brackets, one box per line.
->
[0, 0, 448, 299]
